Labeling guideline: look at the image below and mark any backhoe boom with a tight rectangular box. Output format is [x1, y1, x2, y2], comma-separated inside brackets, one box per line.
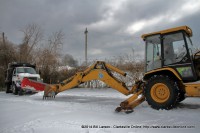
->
[45, 61, 131, 96]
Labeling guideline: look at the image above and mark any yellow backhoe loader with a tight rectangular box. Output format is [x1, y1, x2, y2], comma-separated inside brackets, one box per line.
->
[21, 25, 200, 113]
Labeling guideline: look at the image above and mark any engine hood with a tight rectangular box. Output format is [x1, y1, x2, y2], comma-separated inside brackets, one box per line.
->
[18, 73, 40, 78]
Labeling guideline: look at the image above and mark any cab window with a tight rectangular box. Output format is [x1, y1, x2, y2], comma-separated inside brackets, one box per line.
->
[185, 33, 196, 56]
[163, 32, 187, 65]
[146, 35, 161, 72]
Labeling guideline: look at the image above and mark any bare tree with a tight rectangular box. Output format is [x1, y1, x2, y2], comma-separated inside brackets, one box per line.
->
[0, 34, 17, 68]
[37, 30, 64, 83]
[0, 34, 17, 89]
[20, 23, 43, 62]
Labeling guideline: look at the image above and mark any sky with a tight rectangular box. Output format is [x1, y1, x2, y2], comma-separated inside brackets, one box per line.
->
[0, 0, 200, 63]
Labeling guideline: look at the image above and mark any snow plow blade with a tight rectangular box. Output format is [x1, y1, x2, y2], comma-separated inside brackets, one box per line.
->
[21, 78, 47, 92]
[21, 78, 58, 98]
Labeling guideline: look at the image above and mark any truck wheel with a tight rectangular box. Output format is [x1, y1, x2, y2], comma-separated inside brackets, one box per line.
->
[144, 75, 179, 110]
[6, 84, 11, 93]
[18, 88, 23, 96]
[12, 84, 18, 95]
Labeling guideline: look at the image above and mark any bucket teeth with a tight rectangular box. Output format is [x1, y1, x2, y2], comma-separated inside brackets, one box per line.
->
[115, 107, 122, 112]
[43, 92, 56, 99]
[43, 85, 57, 100]
[43, 95, 55, 100]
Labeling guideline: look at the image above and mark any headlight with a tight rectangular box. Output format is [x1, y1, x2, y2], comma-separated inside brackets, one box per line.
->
[16, 80, 21, 87]
[16, 80, 21, 84]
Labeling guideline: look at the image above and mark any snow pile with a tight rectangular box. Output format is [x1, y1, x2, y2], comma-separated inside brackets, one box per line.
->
[0, 89, 199, 133]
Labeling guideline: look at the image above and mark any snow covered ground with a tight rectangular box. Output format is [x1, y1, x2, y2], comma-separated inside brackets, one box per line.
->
[0, 88, 199, 133]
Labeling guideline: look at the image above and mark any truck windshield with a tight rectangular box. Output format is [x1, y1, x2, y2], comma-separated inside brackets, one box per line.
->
[16, 67, 37, 74]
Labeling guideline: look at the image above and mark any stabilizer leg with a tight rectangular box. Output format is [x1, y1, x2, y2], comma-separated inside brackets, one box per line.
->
[115, 90, 144, 113]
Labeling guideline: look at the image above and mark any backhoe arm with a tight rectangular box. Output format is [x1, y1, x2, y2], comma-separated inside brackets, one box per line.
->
[22, 61, 145, 113]
[44, 61, 131, 97]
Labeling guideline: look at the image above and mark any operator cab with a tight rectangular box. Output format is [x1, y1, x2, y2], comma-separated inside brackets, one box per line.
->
[142, 26, 199, 82]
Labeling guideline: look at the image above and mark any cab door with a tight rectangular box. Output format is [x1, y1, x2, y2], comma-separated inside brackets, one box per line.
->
[162, 32, 197, 81]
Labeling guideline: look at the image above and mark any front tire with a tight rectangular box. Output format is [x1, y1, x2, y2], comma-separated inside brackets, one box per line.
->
[144, 75, 179, 110]
[12, 83, 18, 95]
[18, 88, 23, 96]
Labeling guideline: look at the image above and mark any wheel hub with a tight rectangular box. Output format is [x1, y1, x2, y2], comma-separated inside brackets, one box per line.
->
[151, 83, 170, 103]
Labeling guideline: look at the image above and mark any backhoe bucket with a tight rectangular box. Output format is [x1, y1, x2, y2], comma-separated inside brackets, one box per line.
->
[43, 84, 59, 99]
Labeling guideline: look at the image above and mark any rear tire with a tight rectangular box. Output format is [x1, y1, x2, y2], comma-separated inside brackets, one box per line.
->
[6, 84, 11, 93]
[144, 75, 179, 110]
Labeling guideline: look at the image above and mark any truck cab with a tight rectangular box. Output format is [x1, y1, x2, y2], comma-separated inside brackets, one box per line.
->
[5, 62, 41, 95]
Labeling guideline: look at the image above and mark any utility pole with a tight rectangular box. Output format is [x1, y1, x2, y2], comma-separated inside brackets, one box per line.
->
[2, 32, 5, 46]
[84, 28, 88, 65]
[2, 32, 8, 67]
